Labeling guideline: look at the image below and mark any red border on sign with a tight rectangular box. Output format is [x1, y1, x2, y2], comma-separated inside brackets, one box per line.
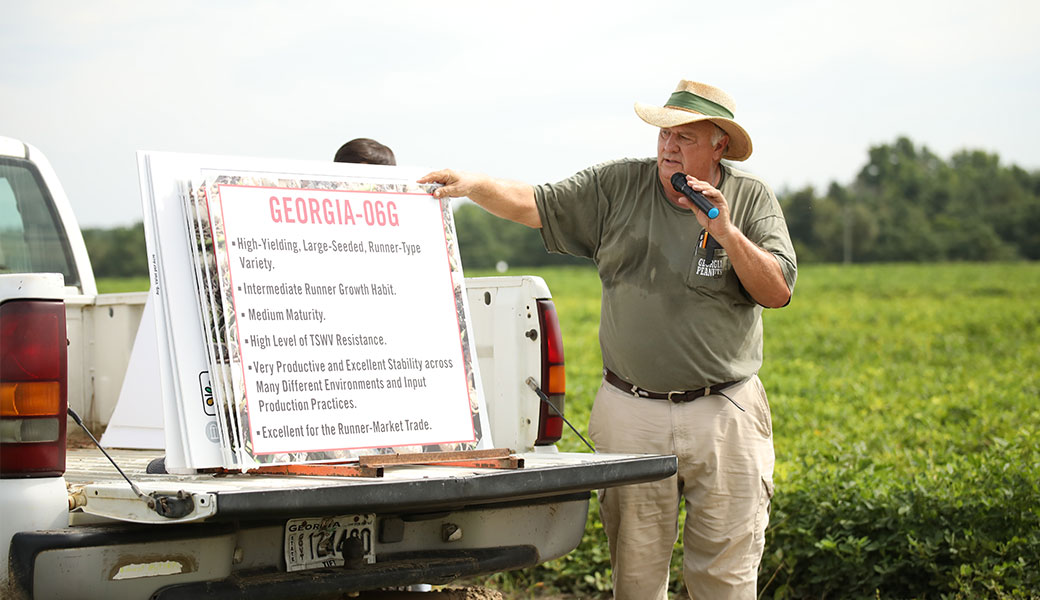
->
[210, 183, 478, 458]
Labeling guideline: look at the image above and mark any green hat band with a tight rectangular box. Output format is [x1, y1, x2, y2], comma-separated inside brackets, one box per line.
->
[664, 91, 734, 120]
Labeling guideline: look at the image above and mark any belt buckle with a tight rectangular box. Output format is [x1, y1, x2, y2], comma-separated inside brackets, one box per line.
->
[667, 390, 683, 403]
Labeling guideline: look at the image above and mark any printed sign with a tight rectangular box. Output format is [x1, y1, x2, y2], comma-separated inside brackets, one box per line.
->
[139, 152, 489, 470]
[204, 173, 483, 459]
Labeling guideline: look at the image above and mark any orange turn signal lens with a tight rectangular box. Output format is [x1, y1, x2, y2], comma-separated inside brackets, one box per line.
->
[546, 365, 566, 395]
[0, 381, 62, 417]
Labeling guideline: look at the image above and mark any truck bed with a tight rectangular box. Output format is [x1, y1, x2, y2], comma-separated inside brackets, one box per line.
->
[66, 448, 677, 524]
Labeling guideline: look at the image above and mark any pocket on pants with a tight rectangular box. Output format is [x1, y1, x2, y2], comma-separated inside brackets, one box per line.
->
[753, 477, 775, 541]
[750, 378, 773, 438]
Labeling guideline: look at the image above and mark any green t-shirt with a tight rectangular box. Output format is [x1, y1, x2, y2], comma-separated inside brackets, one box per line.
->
[533, 158, 797, 392]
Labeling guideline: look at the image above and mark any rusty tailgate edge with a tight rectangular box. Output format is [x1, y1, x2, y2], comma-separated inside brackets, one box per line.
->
[212, 454, 677, 520]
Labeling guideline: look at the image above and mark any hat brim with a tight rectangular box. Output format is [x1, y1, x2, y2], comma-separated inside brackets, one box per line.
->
[634, 102, 753, 161]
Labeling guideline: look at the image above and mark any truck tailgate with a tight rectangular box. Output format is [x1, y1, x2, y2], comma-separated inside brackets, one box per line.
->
[66, 448, 676, 524]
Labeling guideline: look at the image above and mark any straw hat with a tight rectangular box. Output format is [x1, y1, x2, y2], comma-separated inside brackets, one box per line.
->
[635, 80, 753, 161]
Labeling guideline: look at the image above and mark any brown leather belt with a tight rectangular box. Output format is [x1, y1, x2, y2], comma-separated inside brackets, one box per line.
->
[604, 369, 739, 403]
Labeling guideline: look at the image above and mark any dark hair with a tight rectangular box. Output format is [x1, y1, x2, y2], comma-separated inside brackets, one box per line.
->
[333, 138, 396, 165]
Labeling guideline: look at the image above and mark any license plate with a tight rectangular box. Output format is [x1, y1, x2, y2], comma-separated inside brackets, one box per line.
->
[284, 514, 376, 571]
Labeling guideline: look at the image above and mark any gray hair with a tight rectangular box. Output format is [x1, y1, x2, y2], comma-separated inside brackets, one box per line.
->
[711, 124, 728, 149]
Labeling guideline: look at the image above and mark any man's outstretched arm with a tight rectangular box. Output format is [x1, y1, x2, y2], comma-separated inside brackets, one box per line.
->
[419, 169, 541, 228]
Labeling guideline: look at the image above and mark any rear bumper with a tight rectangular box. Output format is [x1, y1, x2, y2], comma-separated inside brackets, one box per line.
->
[152, 547, 539, 600]
[9, 493, 590, 599]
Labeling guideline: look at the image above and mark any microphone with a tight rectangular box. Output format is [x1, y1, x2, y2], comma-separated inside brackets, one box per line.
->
[670, 173, 719, 219]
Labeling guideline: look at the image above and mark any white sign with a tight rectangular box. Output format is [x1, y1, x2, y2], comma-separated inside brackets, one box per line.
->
[208, 175, 481, 456]
[138, 152, 489, 470]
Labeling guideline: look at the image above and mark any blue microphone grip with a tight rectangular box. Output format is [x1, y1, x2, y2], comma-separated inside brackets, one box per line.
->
[670, 172, 719, 219]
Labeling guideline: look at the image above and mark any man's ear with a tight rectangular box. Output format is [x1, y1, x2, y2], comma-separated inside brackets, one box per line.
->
[713, 134, 729, 160]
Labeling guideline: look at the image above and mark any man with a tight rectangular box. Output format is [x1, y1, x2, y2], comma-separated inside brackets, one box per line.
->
[420, 79, 796, 599]
[334, 137, 396, 165]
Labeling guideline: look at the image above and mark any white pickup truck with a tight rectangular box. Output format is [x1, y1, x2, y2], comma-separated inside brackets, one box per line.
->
[0, 137, 676, 599]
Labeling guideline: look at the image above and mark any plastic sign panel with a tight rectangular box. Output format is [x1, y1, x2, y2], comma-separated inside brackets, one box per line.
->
[139, 152, 489, 470]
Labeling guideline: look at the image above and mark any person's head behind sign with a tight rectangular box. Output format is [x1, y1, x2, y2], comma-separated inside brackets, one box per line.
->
[334, 138, 396, 166]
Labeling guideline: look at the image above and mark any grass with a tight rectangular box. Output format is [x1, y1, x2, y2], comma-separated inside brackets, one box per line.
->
[473, 262, 1039, 453]
[95, 276, 150, 293]
[472, 262, 1040, 598]
[101, 263, 1040, 597]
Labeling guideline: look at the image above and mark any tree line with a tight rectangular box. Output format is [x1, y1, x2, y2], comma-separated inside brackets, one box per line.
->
[783, 136, 1040, 263]
[82, 137, 1039, 277]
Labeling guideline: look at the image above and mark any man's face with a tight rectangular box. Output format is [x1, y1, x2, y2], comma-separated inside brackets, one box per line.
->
[656, 121, 726, 203]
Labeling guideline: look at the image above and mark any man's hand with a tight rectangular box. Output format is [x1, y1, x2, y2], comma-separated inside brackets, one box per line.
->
[418, 169, 479, 200]
[677, 175, 738, 240]
[418, 169, 541, 228]
[680, 175, 791, 308]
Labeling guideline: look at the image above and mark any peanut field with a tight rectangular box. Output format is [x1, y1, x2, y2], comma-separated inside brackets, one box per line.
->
[101, 262, 1040, 598]
[472, 263, 1040, 599]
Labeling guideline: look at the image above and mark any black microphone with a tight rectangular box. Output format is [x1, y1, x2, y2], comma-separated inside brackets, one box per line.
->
[670, 172, 719, 219]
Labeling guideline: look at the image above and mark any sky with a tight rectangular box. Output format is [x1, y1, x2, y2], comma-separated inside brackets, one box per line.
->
[3, 0, 1039, 228]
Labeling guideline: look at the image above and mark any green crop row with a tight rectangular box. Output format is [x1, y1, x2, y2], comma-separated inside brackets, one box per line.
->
[474, 263, 1040, 599]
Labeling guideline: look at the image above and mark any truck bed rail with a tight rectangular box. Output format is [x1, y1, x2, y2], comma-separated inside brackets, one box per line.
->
[67, 448, 677, 524]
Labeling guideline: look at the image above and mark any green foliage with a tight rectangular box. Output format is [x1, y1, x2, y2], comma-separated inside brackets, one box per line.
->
[781, 137, 1040, 263]
[453, 203, 590, 270]
[96, 276, 149, 293]
[759, 263, 1040, 599]
[98, 264, 1040, 596]
[78, 140, 1039, 281]
[81, 207, 589, 280]
[81, 222, 149, 277]
[763, 437, 1040, 600]
[477, 263, 1040, 599]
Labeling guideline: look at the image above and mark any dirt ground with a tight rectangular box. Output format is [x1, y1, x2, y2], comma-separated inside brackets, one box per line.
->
[357, 588, 505, 600]
[356, 588, 580, 600]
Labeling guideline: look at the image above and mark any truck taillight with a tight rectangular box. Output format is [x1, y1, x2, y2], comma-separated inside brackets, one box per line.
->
[535, 299, 565, 446]
[0, 299, 67, 477]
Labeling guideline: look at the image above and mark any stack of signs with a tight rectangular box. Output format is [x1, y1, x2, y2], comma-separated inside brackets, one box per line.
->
[137, 151, 490, 472]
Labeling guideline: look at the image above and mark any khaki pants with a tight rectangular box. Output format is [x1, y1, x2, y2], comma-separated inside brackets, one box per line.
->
[589, 376, 775, 600]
